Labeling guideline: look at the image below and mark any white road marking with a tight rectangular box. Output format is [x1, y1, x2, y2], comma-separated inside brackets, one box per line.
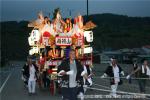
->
[0, 70, 13, 93]
[93, 83, 110, 89]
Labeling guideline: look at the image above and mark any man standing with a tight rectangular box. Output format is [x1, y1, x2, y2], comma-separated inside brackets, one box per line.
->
[78, 64, 93, 100]
[101, 58, 124, 97]
[22, 58, 30, 87]
[23, 57, 39, 95]
[57, 49, 92, 100]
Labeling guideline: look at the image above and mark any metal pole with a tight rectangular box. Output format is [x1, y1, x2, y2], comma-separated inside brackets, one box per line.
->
[69, 10, 71, 17]
[87, 0, 89, 17]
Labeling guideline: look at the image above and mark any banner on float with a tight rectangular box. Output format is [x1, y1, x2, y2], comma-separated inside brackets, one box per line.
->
[55, 36, 72, 46]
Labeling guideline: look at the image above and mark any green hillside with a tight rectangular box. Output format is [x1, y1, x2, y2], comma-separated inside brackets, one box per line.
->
[87, 13, 150, 50]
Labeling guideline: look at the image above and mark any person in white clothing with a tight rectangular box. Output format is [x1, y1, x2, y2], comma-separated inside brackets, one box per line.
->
[101, 58, 124, 97]
[24, 57, 39, 95]
[77, 64, 93, 100]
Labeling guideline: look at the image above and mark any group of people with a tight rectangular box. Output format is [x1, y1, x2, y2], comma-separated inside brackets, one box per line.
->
[126, 59, 150, 94]
[22, 51, 150, 99]
[22, 49, 93, 98]
[58, 51, 150, 99]
[101, 58, 150, 98]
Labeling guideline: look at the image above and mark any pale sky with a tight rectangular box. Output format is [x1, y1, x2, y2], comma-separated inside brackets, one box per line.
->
[1, 0, 150, 21]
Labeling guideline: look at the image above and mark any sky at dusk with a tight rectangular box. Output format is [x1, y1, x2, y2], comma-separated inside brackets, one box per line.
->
[1, 0, 150, 21]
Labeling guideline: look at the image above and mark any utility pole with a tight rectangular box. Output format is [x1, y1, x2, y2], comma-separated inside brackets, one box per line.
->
[87, 0, 89, 17]
[48, 12, 50, 18]
[69, 10, 71, 17]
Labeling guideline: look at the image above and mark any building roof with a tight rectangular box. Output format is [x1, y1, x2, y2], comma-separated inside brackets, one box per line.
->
[143, 45, 150, 49]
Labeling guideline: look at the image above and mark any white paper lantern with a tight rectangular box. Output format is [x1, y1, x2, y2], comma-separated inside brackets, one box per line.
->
[84, 31, 93, 42]
[84, 47, 93, 54]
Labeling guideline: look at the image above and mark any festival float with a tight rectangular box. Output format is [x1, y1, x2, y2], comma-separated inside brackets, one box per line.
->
[27, 8, 96, 95]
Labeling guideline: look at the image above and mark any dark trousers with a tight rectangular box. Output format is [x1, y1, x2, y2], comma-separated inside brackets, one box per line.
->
[43, 78, 50, 88]
[61, 87, 77, 100]
[138, 79, 146, 93]
[24, 81, 28, 85]
[77, 85, 84, 94]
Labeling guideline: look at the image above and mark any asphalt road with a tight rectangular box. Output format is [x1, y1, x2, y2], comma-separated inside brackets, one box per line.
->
[0, 63, 13, 88]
